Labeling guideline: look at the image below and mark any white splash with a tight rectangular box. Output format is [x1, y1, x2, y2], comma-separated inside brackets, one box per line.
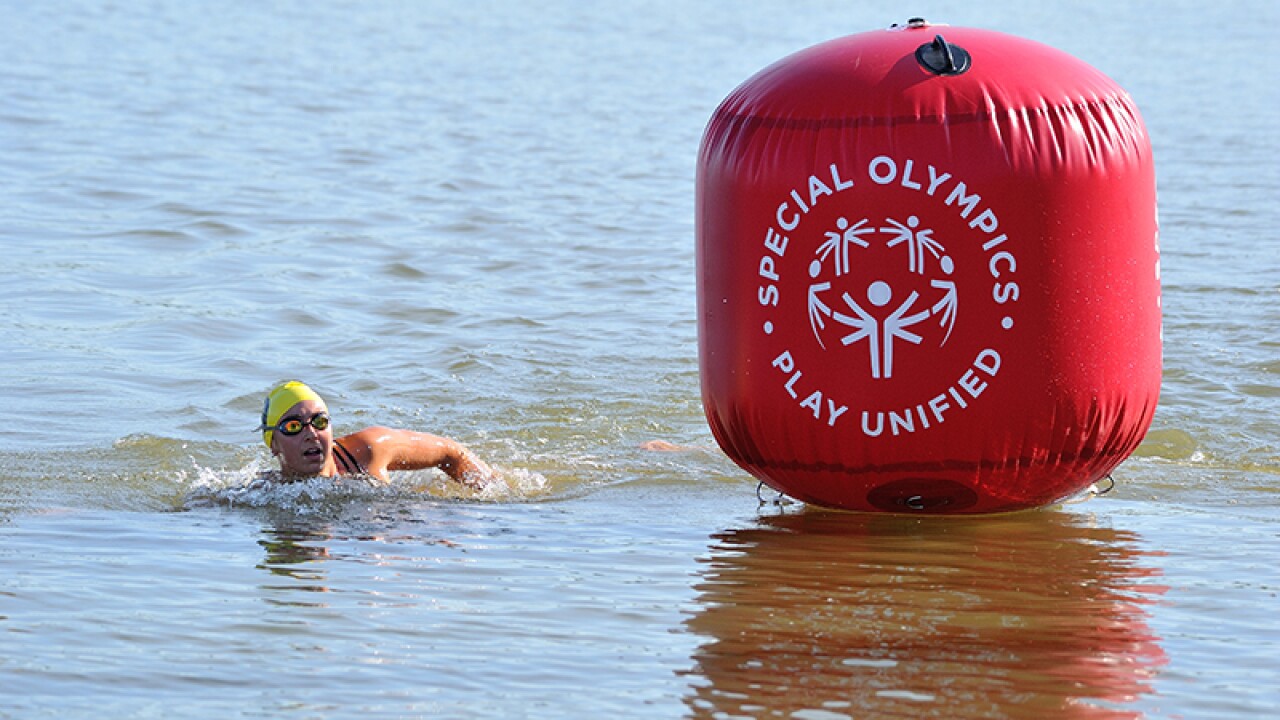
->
[182, 460, 550, 512]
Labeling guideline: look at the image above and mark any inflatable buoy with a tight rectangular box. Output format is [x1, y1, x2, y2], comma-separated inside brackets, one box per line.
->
[696, 19, 1161, 513]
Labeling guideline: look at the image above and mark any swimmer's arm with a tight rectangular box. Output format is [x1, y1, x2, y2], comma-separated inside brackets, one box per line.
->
[341, 427, 494, 488]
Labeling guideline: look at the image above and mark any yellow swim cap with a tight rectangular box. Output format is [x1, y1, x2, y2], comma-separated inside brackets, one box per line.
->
[259, 381, 325, 448]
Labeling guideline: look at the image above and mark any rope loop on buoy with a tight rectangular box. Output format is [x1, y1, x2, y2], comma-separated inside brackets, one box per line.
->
[756, 481, 794, 508]
[1063, 475, 1117, 505]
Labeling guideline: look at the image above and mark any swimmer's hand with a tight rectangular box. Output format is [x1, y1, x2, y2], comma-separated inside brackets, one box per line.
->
[451, 449, 497, 490]
[640, 440, 686, 452]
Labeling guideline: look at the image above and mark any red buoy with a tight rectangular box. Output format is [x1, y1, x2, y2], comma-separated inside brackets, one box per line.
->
[697, 20, 1161, 513]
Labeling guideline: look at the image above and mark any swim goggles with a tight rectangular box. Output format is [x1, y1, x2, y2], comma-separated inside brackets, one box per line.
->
[271, 413, 331, 436]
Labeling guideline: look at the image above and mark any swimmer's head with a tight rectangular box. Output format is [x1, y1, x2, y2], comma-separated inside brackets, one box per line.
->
[259, 381, 325, 448]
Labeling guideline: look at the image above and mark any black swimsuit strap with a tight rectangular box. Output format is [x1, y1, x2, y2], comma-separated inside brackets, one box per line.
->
[332, 440, 368, 476]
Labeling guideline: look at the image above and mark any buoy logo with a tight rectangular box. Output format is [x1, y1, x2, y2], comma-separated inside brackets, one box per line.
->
[807, 214, 959, 378]
[757, 155, 1020, 435]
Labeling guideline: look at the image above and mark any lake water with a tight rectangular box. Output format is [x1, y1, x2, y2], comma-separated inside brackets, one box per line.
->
[1, 1, 1277, 717]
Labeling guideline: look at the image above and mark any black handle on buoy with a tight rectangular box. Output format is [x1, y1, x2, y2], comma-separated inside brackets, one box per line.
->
[916, 34, 971, 76]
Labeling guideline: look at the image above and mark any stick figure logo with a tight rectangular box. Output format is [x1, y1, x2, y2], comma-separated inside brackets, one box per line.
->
[754, 158, 1019, 435]
[807, 214, 959, 379]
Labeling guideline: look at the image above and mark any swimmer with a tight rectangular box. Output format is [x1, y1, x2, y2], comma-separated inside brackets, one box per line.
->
[258, 381, 494, 488]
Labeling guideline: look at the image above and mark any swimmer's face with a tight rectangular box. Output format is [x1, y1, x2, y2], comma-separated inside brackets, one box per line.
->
[270, 399, 333, 478]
